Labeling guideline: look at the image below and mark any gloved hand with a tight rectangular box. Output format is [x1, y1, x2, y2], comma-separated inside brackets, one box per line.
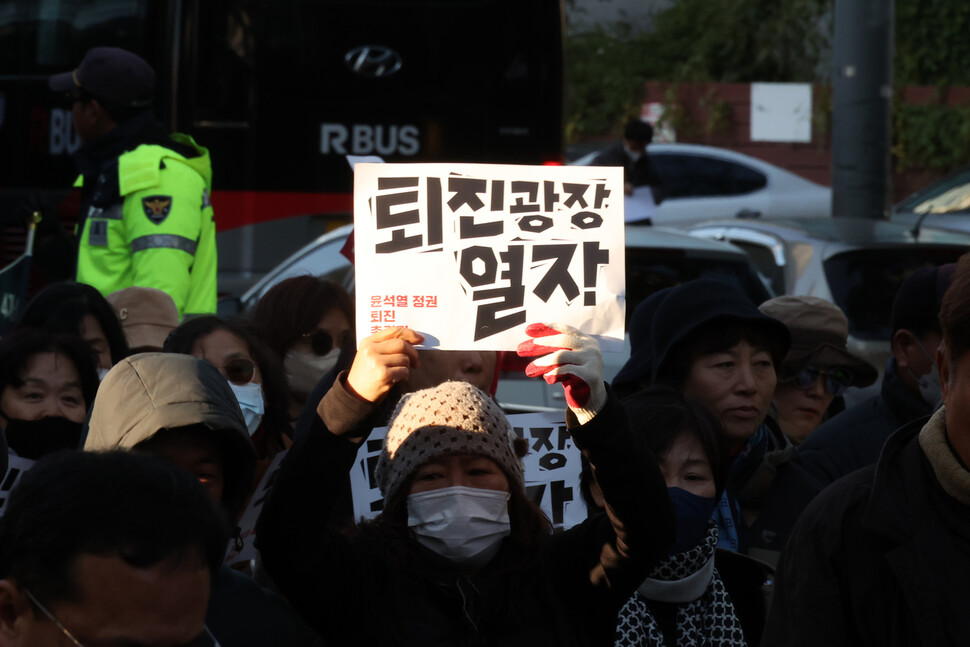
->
[517, 323, 606, 423]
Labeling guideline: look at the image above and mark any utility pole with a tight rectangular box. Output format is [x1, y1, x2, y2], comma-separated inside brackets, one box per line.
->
[831, 0, 894, 219]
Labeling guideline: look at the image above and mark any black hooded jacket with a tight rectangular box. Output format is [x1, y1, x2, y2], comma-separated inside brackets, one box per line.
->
[84, 354, 322, 646]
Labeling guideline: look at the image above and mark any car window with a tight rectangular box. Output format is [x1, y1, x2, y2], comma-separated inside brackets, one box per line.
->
[895, 167, 970, 215]
[243, 234, 354, 311]
[726, 241, 786, 295]
[625, 247, 771, 328]
[651, 153, 767, 199]
[824, 248, 966, 341]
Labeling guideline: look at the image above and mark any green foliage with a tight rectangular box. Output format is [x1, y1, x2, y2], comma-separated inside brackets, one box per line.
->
[564, 24, 654, 140]
[646, 0, 830, 83]
[699, 89, 733, 135]
[893, 94, 970, 171]
[892, 1, 970, 171]
[896, 0, 970, 85]
[565, 0, 970, 175]
[564, 0, 831, 139]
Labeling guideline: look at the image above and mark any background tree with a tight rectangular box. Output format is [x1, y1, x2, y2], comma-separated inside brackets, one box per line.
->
[567, 0, 970, 178]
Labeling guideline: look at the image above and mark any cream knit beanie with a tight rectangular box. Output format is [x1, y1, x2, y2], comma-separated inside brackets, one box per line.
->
[375, 381, 525, 500]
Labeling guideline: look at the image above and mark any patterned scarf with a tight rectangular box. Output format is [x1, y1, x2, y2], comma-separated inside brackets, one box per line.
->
[615, 524, 747, 647]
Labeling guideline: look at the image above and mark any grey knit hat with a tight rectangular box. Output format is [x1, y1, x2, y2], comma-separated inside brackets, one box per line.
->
[375, 381, 525, 501]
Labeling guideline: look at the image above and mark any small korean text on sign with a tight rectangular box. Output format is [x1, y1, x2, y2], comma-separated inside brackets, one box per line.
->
[349, 412, 588, 530]
[354, 163, 626, 351]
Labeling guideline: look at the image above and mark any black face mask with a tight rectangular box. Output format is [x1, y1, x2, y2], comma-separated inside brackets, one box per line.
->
[4, 417, 84, 460]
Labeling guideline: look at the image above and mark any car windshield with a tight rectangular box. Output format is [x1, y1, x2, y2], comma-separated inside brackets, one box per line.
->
[626, 248, 771, 327]
[824, 248, 966, 340]
[896, 167, 970, 215]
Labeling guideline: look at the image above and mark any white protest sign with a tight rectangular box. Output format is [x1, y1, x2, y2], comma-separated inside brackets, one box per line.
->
[349, 412, 588, 530]
[354, 163, 626, 352]
[0, 455, 35, 518]
[224, 450, 288, 565]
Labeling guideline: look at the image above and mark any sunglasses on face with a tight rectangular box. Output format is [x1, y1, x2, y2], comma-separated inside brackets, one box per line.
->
[223, 357, 257, 385]
[792, 365, 853, 397]
[303, 330, 335, 356]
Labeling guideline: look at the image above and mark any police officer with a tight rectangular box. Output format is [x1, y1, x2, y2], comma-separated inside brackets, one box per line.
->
[49, 47, 216, 318]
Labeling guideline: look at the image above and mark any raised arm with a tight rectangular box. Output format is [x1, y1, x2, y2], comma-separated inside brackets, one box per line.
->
[518, 323, 675, 600]
[255, 327, 423, 631]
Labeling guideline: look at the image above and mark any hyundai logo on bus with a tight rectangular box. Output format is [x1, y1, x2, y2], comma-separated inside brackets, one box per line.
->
[344, 45, 402, 78]
[321, 123, 420, 156]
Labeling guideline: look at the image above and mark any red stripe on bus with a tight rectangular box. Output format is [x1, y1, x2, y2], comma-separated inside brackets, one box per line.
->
[211, 191, 353, 231]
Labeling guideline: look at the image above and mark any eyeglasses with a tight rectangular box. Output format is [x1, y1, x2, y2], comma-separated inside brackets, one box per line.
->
[792, 365, 853, 396]
[223, 357, 257, 385]
[302, 329, 335, 356]
[23, 587, 221, 646]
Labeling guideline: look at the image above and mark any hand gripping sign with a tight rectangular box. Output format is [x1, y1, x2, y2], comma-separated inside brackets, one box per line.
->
[354, 163, 626, 352]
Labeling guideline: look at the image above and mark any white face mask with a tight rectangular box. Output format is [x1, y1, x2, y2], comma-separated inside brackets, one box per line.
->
[228, 381, 265, 435]
[624, 145, 644, 163]
[917, 369, 942, 407]
[906, 340, 943, 407]
[285, 348, 340, 394]
[97, 367, 110, 381]
[407, 486, 511, 568]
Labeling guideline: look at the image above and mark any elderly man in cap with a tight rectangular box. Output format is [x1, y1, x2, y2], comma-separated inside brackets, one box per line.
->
[49, 47, 216, 318]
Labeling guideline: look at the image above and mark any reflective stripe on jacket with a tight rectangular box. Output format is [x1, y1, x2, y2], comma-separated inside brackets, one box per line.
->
[76, 133, 216, 317]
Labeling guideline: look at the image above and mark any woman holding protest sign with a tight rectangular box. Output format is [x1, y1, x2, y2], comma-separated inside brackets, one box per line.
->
[256, 323, 673, 646]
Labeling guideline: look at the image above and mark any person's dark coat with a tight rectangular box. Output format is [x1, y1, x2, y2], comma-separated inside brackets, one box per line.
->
[591, 143, 666, 202]
[763, 410, 970, 646]
[724, 418, 821, 565]
[612, 288, 672, 398]
[713, 549, 771, 647]
[797, 357, 932, 489]
[256, 375, 674, 646]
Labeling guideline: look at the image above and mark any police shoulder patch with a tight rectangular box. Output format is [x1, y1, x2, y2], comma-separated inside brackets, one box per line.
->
[142, 195, 173, 224]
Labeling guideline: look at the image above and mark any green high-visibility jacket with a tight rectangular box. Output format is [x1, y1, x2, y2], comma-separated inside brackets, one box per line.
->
[76, 133, 217, 318]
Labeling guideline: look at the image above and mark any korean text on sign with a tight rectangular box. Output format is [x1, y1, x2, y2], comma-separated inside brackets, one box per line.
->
[354, 163, 625, 351]
[349, 412, 588, 530]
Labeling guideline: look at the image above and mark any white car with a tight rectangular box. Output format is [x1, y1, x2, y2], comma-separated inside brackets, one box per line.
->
[891, 165, 970, 235]
[573, 143, 832, 226]
[686, 217, 970, 405]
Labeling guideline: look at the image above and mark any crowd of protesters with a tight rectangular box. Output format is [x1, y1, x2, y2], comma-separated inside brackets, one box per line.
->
[0, 250, 967, 646]
[6, 43, 970, 647]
